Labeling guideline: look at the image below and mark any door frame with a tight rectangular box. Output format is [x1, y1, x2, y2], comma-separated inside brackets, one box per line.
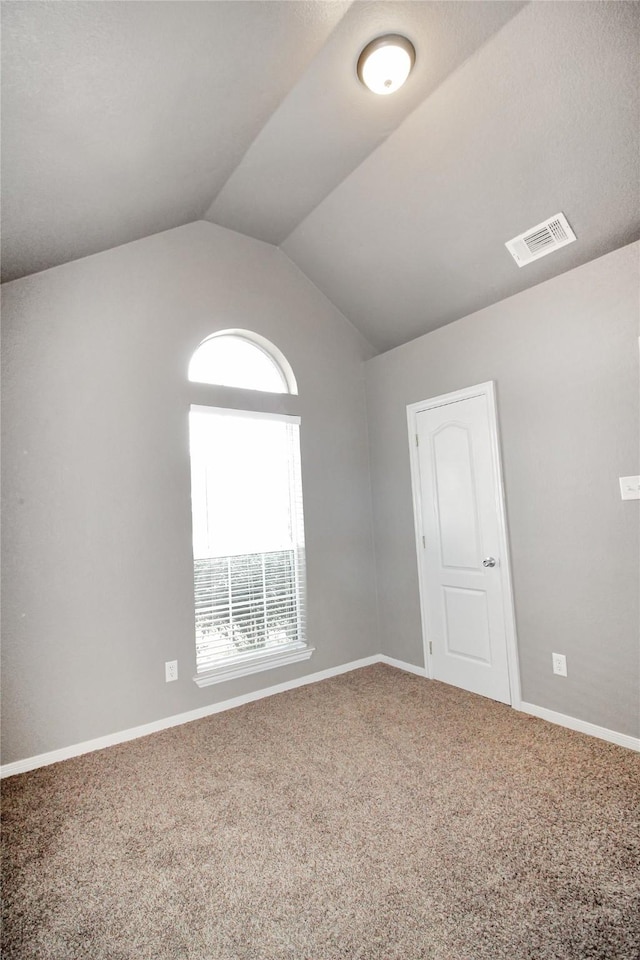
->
[406, 380, 522, 708]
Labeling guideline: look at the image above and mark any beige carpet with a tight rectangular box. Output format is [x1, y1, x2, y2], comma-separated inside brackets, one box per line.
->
[2, 664, 639, 959]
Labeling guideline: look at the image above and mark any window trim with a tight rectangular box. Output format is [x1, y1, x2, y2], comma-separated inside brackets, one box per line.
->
[193, 641, 313, 688]
[188, 390, 312, 686]
[190, 404, 299, 425]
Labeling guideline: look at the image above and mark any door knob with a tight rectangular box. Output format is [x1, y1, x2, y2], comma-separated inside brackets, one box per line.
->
[482, 557, 496, 567]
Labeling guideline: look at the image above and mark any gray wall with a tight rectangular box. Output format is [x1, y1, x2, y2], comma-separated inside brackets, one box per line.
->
[365, 241, 640, 738]
[1, 221, 379, 765]
[3, 223, 638, 764]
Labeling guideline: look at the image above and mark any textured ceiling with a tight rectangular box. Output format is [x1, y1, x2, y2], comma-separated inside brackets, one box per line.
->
[283, 0, 640, 350]
[205, 1, 525, 244]
[2, 1, 639, 352]
[0, 0, 349, 281]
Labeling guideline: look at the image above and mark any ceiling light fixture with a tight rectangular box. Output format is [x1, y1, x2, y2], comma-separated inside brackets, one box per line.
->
[357, 35, 416, 95]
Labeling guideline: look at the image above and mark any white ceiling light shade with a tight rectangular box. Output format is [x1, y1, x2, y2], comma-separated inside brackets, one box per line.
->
[357, 35, 416, 95]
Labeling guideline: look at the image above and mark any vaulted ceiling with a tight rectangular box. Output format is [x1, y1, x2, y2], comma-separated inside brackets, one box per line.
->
[2, 1, 639, 351]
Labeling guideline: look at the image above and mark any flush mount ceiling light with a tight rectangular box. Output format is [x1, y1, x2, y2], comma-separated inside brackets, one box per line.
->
[357, 34, 416, 95]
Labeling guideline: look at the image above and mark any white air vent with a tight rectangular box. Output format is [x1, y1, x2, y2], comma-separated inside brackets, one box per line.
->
[505, 213, 576, 267]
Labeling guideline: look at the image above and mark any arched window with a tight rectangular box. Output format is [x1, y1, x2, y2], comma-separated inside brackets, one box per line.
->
[188, 330, 297, 394]
[187, 332, 310, 686]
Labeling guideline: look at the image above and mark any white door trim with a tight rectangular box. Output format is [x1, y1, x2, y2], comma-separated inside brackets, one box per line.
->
[407, 381, 522, 708]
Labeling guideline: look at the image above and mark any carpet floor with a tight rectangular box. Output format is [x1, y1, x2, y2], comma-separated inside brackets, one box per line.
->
[2, 664, 639, 959]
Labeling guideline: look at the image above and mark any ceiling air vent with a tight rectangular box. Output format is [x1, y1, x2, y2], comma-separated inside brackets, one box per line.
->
[505, 213, 576, 267]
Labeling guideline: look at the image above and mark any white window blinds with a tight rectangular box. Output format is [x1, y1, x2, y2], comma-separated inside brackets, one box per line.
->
[189, 407, 306, 674]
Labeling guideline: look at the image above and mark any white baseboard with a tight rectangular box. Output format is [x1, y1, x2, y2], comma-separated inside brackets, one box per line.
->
[379, 654, 427, 677]
[0, 654, 380, 779]
[518, 701, 640, 752]
[3, 657, 637, 777]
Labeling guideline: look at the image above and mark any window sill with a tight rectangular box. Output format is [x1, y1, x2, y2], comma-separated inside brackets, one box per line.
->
[193, 642, 314, 687]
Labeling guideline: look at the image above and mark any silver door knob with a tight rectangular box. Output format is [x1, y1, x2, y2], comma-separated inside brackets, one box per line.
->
[482, 557, 496, 567]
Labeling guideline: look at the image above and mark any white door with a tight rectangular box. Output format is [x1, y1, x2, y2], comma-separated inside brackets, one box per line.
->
[411, 386, 515, 704]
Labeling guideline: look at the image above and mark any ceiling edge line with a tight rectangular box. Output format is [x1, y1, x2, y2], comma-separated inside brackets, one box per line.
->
[197, 2, 357, 224]
[276, 247, 379, 356]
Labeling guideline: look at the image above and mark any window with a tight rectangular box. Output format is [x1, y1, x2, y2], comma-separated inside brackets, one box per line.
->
[188, 330, 297, 394]
[187, 333, 310, 686]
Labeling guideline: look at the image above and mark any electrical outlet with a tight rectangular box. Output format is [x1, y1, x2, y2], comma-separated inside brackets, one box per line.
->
[552, 653, 567, 677]
[165, 660, 178, 683]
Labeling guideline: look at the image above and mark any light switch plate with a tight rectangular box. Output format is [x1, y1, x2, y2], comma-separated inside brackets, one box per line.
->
[619, 476, 640, 500]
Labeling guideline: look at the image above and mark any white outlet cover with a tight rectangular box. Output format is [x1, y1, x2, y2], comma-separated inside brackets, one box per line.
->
[165, 660, 178, 682]
[552, 653, 567, 677]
